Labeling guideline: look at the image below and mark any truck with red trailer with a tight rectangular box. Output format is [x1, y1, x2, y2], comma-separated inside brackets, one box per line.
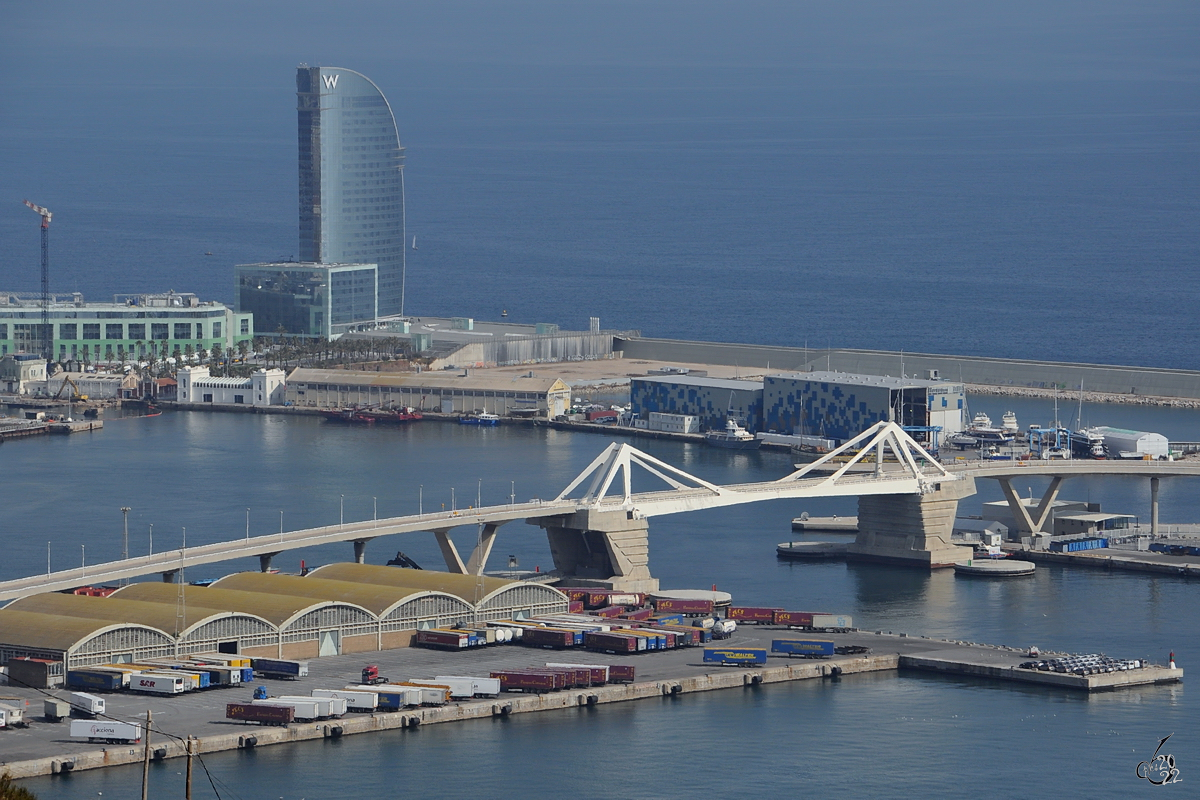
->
[490, 670, 559, 694]
[415, 629, 472, 650]
[607, 665, 636, 683]
[584, 631, 644, 654]
[521, 627, 577, 649]
[226, 703, 295, 726]
[653, 598, 714, 615]
[727, 607, 783, 624]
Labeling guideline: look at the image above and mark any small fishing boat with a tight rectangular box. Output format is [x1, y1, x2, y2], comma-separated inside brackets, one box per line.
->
[459, 413, 500, 426]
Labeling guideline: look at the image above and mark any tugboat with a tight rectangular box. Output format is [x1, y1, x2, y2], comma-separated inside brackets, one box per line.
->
[459, 412, 500, 426]
[704, 418, 760, 450]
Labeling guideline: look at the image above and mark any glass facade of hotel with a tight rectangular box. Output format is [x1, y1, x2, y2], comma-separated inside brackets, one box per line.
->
[297, 66, 406, 317]
[235, 262, 378, 340]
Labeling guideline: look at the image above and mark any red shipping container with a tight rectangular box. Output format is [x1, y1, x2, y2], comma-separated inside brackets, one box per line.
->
[490, 671, 557, 693]
[522, 628, 575, 649]
[592, 605, 624, 618]
[226, 703, 295, 725]
[559, 588, 592, 603]
[584, 631, 639, 654]
[619, 608, 654, 621]
[773, 611, 821, 627]
[654, 598, 714, 615]
[568, 601, 585, 613]
[586, 591, 614, 609]
[728, 607, 783, 623]
[607, 665, 636, 683]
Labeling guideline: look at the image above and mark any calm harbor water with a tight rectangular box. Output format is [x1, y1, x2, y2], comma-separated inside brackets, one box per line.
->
[5, 408, 1199, 798]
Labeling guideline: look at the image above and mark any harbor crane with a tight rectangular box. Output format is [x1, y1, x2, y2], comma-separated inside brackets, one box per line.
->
[22, 200, 53, 362]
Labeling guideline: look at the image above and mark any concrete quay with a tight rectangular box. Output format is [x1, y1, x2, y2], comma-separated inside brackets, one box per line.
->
[0, 626, 1179, 780]
[1011, 546, 1200, 578]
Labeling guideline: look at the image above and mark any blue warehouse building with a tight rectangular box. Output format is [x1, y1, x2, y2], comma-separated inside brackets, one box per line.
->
[763, 371, 965, 443]
[630, 375, 764, 433]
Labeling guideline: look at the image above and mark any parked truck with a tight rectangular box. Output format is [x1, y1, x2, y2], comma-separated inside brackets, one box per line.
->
[432, 676, 502, 697]
[312, 688, 379, 712]
[490, 670, 558, 694]
[251, 658, 309, 680]
[66, 670, 124, 692]
[771, 639, 835, 658]
[69, 692, 105, 717]
[226, 702, 295, 726]
[44, 698, 71, 722]
[276, 695, 346, 718]
[71, 719, 142, 744]
[251, 697, 320, 721]
[130, 672, 187, 695]
[703, 647, 768, 666]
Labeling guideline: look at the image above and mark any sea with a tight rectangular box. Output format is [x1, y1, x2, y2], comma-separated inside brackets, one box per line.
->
[3, 1, 1199, 796]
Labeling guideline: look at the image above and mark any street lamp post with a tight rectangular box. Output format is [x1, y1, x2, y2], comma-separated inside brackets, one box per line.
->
[120, 506, 132, 586]
[340, 495, 345, 528]
[510, 481, 515, 506]
[373, 496, 377, 528]
[419, 485, 423, 516]
[246, 508, 250, 543]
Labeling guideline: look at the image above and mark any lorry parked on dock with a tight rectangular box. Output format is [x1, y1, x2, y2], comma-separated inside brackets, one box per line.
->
[44, 698, 71, 722]
[312, 688, 379, 712]
[251, 657, 309, 679]
[545, 663, 609, 684]
[226, 702, 295, 726]
[433, 676, 502, 697]
[130, 672, 187, 695]
[584, 631, 644, 654]
[276, 695, 347, 718]
[771, 639, 835, 658]
[607, 665, 635, 683]
[348, 685, 423, 709]
[251, 697, 321, 721]
[653, 598, 714, 615]
[727, 607, 782, 624]
[703, 647, 768, 666]
[70, 719, 142, 744]
[390, 684, 451, 705]
[415, 629, 472, 650]
[490, 670, 558, 694]
[522, 627, 578, 649]
[0, 703, 26, 728]
[69, 692, 105, 717]
[66, 669, 124, 692]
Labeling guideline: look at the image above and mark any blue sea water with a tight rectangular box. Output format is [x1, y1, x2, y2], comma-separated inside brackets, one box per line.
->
[3, 1, 1200, 796]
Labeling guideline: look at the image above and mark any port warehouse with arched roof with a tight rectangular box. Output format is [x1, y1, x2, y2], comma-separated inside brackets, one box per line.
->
[0, 566, 568, 671]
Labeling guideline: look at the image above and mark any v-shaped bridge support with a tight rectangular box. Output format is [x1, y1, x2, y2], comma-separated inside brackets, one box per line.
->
[555, 442, 726, 509]
[777, 420, 953, 493]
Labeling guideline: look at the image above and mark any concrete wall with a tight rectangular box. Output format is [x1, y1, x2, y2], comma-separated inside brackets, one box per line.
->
[617, 337, 1200, 399]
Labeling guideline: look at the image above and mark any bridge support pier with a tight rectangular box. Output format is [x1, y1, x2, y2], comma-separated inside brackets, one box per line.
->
[259, 553, 279, 572]
[533, 509, 659, 593]
[1151, 477, 1160, 538]
[847, 476, 977, 568]
[997, 476, 1063, 541]
[433, 524, 504, 575]
[353, 539, 372, 564]
[161, 570, 178, 583]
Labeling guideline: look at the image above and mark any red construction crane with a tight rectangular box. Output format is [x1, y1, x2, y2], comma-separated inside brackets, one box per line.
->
[22, 200, 52, 362]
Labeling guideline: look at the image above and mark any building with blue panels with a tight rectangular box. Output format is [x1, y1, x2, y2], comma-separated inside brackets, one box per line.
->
[630, 375, 763, 433]
[297, 66, 406, 316]
[763, 371, 965, 442]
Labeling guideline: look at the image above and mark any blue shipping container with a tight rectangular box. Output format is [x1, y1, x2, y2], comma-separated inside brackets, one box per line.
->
[240, 667, 255, 683]
[771, 639, 835, 658]
[703, 648, 768, 666]
[66, 670, 123, 692]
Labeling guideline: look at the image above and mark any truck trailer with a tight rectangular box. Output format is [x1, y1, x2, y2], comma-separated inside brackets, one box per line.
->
[71, 719, 142, 743]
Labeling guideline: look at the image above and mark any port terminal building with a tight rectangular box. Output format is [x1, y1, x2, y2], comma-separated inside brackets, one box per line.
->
[285, 367, 571, 418]
[235, 262, 379, 341]
[0, 292, 253, 362]
[0, 565, 567, 676]
[629, 370, 965, 439]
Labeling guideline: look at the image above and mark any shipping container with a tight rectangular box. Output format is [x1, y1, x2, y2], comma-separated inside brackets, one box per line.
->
[405, 678, 474, 700]
[592, 606, 625, 618]
[391, 683, 451, 705]
[810, 614, 853, 630]
[226, 702, 295, 726]
[490, 670, 557, 693]
[252, 697, 321, 721]
[649, 614, 685, 625]
[69, 692, 106, 716]
[619, 608, 655, 621]
[277, 695, 346, 718]
[727, 607, 782, 623]
[614, 629, 664, 650]
[415, 629, 471, 650]
[772, 611, 817, 627]
[44, 698, 71, 721]
[584, 631, 644, 654]
[312, 688, 379, 711]
[240, 667, 255, 683]
[433, 676, 502, 697]
[0, 702, 25, 727]
[653, 598, 714, 615]
[251, 658, 309, 679]
[558, 588, 592, 603]
[608, 665, 636, 683]
[130, 673, 187, 695]
[522, 627, 577, 649]
[66, 670, 123, 693]
[568, 600, 585, 613]
[71, 719, 142, 743]
[545, 663, 609, 684]
[771, 639, 835, 658]
[703, 647, 768, 666]
[348, 684, 424, 708]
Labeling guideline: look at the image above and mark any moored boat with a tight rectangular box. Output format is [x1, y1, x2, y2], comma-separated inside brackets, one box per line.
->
[459, 413, 500, 426]
[704, 418, 760, 450]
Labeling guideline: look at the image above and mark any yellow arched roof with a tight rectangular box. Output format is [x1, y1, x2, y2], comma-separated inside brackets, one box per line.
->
[210, 571, 470, 617]
[113, 581, 368, 628]
[7, 591, 254, 638]
[0, 608, 171, 654]
[307, 563, 516, 603]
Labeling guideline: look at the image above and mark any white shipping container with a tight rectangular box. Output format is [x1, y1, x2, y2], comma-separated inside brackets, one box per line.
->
[276, 695, 346, 718]
[130, 673, 186, 695]
[312, 689, 378, 711]
[70, 719, 142, 743]
[434, 676, 502, 697]
[0, 702, 25, 726]
[354, 685, 425, 706]
[253, 698, 321, 720]
[391, 685, 449, 705]
[810, 614, 853, 629]
[70, 692, 105, 716]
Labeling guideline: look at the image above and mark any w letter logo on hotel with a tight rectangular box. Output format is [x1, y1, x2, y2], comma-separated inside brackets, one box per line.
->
[322, 74, 339, 89]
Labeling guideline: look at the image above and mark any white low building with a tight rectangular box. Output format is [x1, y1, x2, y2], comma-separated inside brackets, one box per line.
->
[176, 366, 286, 407]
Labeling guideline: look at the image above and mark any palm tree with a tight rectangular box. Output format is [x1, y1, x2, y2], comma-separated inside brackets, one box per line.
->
[0, 772, 38, 799]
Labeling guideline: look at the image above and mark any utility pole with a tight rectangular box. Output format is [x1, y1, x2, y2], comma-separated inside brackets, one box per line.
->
[22, 200, 52, 363]
[120, 507, 131, 585]
[185, 736, 195, 800]
[140, 709, 152, 800]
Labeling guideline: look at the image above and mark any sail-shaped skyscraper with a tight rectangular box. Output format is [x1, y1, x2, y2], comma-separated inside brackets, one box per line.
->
[296, 66, 406, 316]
